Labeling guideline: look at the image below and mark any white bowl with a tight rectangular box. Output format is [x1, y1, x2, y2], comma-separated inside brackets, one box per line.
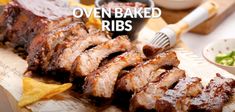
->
[154, 0, 203, 10]
[203, 38, 235, 75]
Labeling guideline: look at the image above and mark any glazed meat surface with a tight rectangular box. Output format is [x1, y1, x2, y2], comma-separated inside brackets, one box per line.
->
[0, 0, 88, 71]
[84, 51, 143, 98]
[188, 74, 235, 112]
[48, 31, 110, 72]
[155, 77, 203, 112]
[27, 22, 87, 71]
[72, 36, 132, 77]
[130, 68, 185, 111]
[0, 0, 85, 48]
[2, 1, 235, 111]
[46, 25, 90, 72]
[116, 51, 180, 93]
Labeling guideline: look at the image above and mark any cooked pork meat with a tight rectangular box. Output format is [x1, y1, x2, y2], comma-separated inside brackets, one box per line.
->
[27, 22, 87, 71]
[188, 74, 235, 112]
[84, 51, 143, 98]
[116, 51, 180, 93]
[0, 2, 19, 41]
[46, 26, 91, 71]
[48, 31, 111, 72]
[0, 0, 86, 48]
[72, 36, 132, 77]
[130, 68, 185, 111]
[3, 2, 235, 111]
[155, 77, 203, 112]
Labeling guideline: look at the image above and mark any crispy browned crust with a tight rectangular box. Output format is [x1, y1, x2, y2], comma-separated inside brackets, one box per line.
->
[72, 36, 132, 77]
[0, 0, 89, 71]
[0, 0, 86, 48]
[188, 74, 235, 112]
[0, 2, 47, 47]
[116, 51, 180, 93]
[46, 24, 89, 72]
[27, 22, 87, 71]
[155, 77, 203, 112]
[130, 68, 185, 111]
[48, 31, 110, 72]
[84, 51, 143, 98]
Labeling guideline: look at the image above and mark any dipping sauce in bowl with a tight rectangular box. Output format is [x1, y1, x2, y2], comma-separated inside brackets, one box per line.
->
[101, 2, 147, 13]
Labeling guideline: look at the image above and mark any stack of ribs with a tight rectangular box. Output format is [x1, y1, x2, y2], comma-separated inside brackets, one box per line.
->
[116, 51, 180, 93]
[188, 74, 235, 112]
[130, 73, 234, 112]
[0, 1, 234, 112]
[155, 77, 203, 112]
[130, 68, 186, 111]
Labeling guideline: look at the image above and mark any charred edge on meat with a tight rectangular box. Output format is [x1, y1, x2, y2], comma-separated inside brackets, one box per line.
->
[116, 51, 180, 94]
[130, 68, 186, 111]
[72, 35, 132, 77]
[83, 51, 143, 98]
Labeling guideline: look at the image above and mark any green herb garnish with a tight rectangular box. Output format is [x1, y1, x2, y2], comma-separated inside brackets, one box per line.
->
[215, 51, 235, 66]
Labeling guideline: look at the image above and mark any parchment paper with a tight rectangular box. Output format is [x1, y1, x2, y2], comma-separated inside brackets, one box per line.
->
[0, 27, 234, 112]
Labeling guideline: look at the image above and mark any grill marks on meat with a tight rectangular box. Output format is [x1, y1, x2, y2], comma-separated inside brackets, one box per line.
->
[27, 22, 87, 71]
[72, 36, 132, 77]
[130, 68, 185, 111]
[116, 51, 180, 93]
[155, 77, 203, 112]
[49, 31, 111, 72]
[84, 51, 143, 98]
[189, 74, 235, 112]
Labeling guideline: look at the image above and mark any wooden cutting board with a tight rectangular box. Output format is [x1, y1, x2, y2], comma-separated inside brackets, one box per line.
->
[160, 0, 235, 34]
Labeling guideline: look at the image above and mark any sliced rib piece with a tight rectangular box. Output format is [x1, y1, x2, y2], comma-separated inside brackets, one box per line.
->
[72, 36, 132, 77]
[116, 51, 180, 93]
[46, 26, 91, 72]
[48, 31, 111, 72]
[84, 51, 143, 98]
[189, 74, 235, 112]
[130, 68, 185, 111]
[27, 22, 87, 71]
[155, 77, 203, 112]
[43, 22, 88, 71]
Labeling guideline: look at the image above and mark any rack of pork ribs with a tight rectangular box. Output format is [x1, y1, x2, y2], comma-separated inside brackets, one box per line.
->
[0, 0, 235, 112]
